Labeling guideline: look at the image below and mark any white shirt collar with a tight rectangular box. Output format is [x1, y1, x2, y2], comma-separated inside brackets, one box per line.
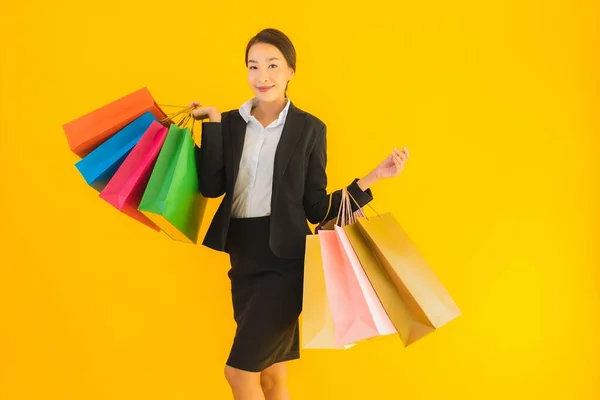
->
[239, 97, 291, 127]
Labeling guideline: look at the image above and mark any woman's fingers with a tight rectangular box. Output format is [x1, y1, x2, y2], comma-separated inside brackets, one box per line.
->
[191, 106, 213, 119]
[393, 146, 409, 162]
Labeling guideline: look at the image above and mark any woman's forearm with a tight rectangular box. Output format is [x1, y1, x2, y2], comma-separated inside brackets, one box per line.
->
[357, 169, 381, 192]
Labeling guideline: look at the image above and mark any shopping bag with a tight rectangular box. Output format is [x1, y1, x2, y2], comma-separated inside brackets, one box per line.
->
[320, 189, 395, 348]
[354, 212, 462, 346]
[319, 228, 381, 347]
[98, 120, 169, 232]
[301, 234, 354, 350]
[341, 222, 420, 346]
[137, 119, 207, 244]
[63, 87, 167, 157]
[74, 111, 158, 191]
[334, 224, 396, 336]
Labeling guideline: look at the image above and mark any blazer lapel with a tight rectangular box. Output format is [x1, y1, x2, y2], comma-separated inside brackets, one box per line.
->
[272, 102, 307, 202]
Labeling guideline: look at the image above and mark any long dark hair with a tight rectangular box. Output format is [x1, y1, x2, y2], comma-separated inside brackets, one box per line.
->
[245, 28, 296, 98]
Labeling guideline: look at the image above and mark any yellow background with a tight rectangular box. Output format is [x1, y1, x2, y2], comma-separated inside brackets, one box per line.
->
[1, 0, 598, 399]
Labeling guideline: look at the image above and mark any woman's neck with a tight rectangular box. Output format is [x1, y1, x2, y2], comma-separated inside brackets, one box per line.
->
[251, 97, 288, 119]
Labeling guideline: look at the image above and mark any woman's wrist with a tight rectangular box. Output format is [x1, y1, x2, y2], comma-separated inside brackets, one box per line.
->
[208, 110, 221, 122]
[356, 169, 381, 192]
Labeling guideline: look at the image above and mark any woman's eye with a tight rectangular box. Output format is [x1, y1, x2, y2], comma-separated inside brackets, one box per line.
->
[248, 65, 277, 70]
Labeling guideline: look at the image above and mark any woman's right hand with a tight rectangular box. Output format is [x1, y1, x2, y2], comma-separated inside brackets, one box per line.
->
[188, 102, 221, 122]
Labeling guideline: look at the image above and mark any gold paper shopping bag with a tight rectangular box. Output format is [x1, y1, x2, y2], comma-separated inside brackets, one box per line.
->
[353, 212, 462, 346]
[342, 223, 420, 346]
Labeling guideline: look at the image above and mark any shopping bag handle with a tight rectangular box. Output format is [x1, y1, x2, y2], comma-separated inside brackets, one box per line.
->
[175, 112, 200, 142]
[158, 103, 186, 108]
[345, 188, 382, 221]
[331, 187, 365, 227]
[159, 103, 204, 120]
[159, 105, 195, 124]
[157, 105, 202, 141]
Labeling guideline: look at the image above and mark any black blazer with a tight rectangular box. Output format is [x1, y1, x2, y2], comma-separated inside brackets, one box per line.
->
[194, 101, 374, 259]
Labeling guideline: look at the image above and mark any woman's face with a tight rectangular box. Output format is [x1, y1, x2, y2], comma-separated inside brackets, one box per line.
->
[247, 42, 294, 102]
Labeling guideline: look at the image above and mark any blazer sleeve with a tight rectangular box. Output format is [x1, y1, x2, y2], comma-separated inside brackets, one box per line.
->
[194, 112, 228, 198]
[302, 123, 374, 224]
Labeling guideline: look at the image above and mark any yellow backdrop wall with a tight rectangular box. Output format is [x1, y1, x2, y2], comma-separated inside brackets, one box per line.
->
[1, 0, 598, 399]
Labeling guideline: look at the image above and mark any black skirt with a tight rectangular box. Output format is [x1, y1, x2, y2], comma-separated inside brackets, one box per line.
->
[224, 216, 304, 372]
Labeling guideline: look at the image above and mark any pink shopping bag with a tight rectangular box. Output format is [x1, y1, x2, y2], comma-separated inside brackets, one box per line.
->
[319, 230, 380, 347]
[99, 120, 169, 231]
[334, 225, 396, 336]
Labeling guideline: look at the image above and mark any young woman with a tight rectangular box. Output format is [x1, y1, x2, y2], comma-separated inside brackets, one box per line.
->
[190, 28, 409, 400]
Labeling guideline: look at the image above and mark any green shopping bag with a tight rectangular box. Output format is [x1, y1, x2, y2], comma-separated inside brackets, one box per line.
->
[138, 115, 207, 244]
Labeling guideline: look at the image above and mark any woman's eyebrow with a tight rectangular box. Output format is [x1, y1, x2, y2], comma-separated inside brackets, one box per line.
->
[248, 57, 280, 63]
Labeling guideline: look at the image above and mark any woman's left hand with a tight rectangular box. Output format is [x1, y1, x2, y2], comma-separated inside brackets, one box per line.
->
[374, 146, 410, 179]
[356, 146, 410, 191]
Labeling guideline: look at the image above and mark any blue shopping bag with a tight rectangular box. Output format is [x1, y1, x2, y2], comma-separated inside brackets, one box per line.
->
[74, 111, 158, 191]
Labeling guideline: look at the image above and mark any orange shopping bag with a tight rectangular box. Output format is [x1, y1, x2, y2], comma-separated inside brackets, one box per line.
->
[63, 87, 167, 157]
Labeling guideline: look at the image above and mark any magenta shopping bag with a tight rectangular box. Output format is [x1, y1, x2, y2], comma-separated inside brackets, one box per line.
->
[99, 120, 169, 231]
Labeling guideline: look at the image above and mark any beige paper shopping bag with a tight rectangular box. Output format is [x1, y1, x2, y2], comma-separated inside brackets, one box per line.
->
[301, 234, 353, 349]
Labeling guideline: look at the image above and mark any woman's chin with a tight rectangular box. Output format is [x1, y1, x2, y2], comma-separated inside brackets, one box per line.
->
[254, 90, 282, 101]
